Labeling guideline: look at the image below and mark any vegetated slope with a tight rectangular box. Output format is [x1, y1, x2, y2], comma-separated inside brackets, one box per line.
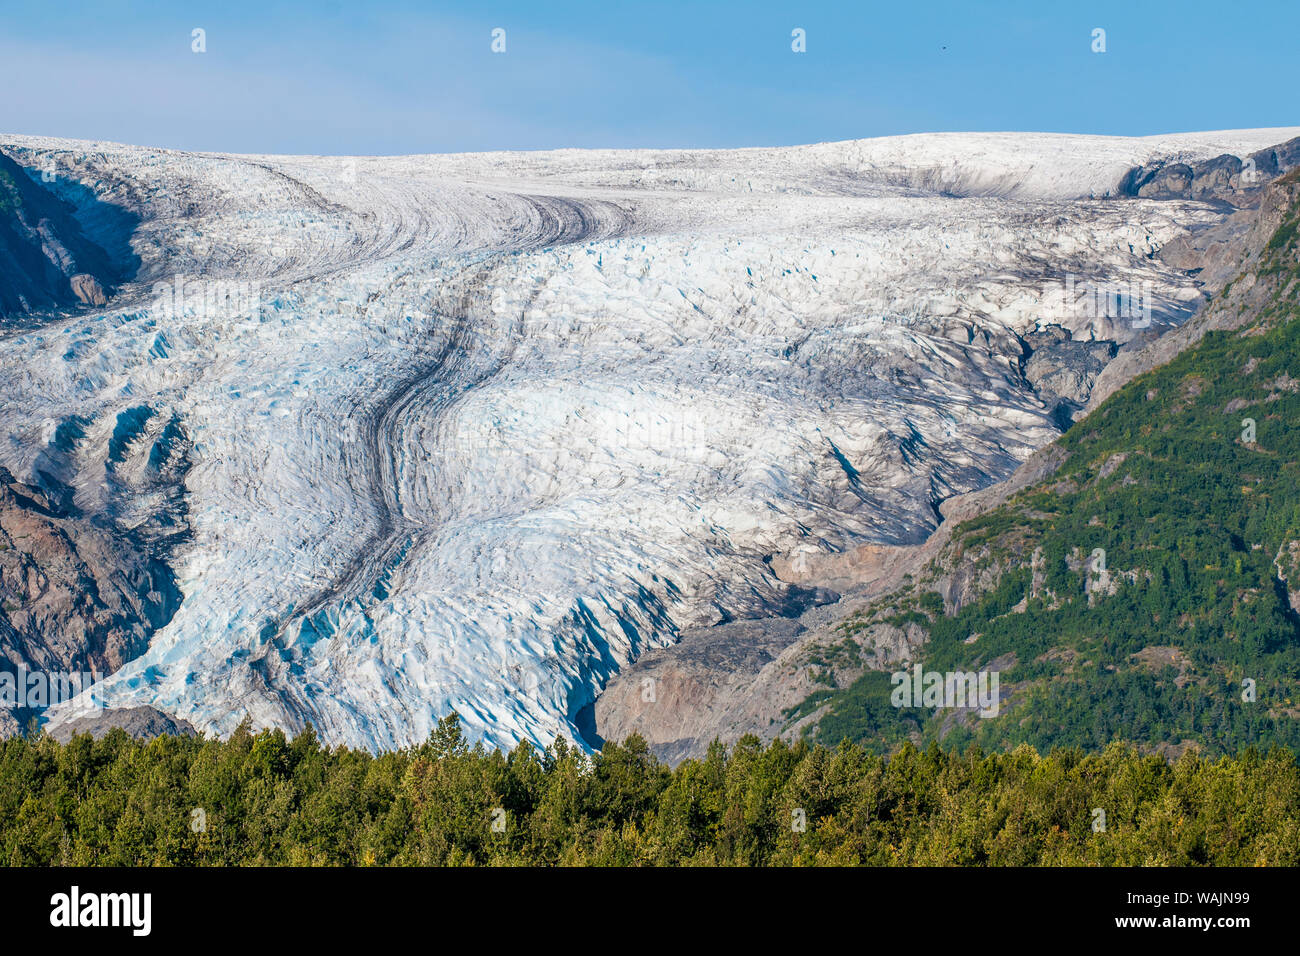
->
[793, 169, 1300, 756]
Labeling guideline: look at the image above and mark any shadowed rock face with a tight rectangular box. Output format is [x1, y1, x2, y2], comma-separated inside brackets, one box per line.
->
[0, 152, 138, 323]
[1118, 136, 1300, 204]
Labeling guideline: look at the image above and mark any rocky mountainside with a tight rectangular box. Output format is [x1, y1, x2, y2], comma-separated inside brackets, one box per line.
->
[1, 128, 1298, 751]
[0, 463, 185, 736]
[0, 152, 137, 322]
[610, 166, 1300, 763]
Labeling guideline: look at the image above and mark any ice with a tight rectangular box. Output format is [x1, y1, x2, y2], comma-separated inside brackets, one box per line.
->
[1, 127, 1295, 750]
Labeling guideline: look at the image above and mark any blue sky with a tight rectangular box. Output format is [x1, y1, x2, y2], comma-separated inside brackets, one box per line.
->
[1, 0, 1296, 154]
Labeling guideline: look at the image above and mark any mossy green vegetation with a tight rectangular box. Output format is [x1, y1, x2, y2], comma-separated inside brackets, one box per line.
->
[0, 168, 22, 216]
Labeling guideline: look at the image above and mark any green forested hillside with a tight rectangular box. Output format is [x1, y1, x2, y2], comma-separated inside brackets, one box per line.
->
[800, 173, 1300, 757]
[3, 717, 1299, 865]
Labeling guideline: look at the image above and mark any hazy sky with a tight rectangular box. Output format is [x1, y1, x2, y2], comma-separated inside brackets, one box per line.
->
[2, 0, 1296, 154]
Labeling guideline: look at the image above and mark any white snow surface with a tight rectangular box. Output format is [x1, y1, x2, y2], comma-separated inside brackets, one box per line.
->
[2, 128, 1297, 750]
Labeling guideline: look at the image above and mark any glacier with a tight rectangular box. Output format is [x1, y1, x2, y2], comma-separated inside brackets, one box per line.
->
[1, 128, 1297, 751]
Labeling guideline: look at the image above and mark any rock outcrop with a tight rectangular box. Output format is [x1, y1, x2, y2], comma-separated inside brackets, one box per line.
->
[1021, 325, 1118, 426]
[69, 273, 107, 306]
[1118, 136, 1300, 204]
[47, 705, 198, 743]
[0, 152, 135, 323]
[0, 465, 186, 733]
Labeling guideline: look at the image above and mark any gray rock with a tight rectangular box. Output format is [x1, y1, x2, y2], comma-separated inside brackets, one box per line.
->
[1022, 325, 1117, 425]
[69, 273, 107, 306]
[47, 706, 199, 742]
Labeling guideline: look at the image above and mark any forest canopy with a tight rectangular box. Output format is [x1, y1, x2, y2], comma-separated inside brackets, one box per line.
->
[2, 715, 1297, 866]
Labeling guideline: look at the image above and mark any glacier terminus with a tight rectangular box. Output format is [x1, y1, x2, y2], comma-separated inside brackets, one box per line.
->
[1, 128, 1297, 752]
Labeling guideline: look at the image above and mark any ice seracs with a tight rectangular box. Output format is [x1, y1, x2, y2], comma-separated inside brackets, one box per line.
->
[1, 127, 1296, 751]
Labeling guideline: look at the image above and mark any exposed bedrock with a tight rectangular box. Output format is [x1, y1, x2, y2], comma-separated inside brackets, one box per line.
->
[0, 152, 139, 324]
[1020, 325, 1118, 427]
[1118, 136, 1300, 204]
[0, 449, 189, 736]
[46, 705, 198, 743]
